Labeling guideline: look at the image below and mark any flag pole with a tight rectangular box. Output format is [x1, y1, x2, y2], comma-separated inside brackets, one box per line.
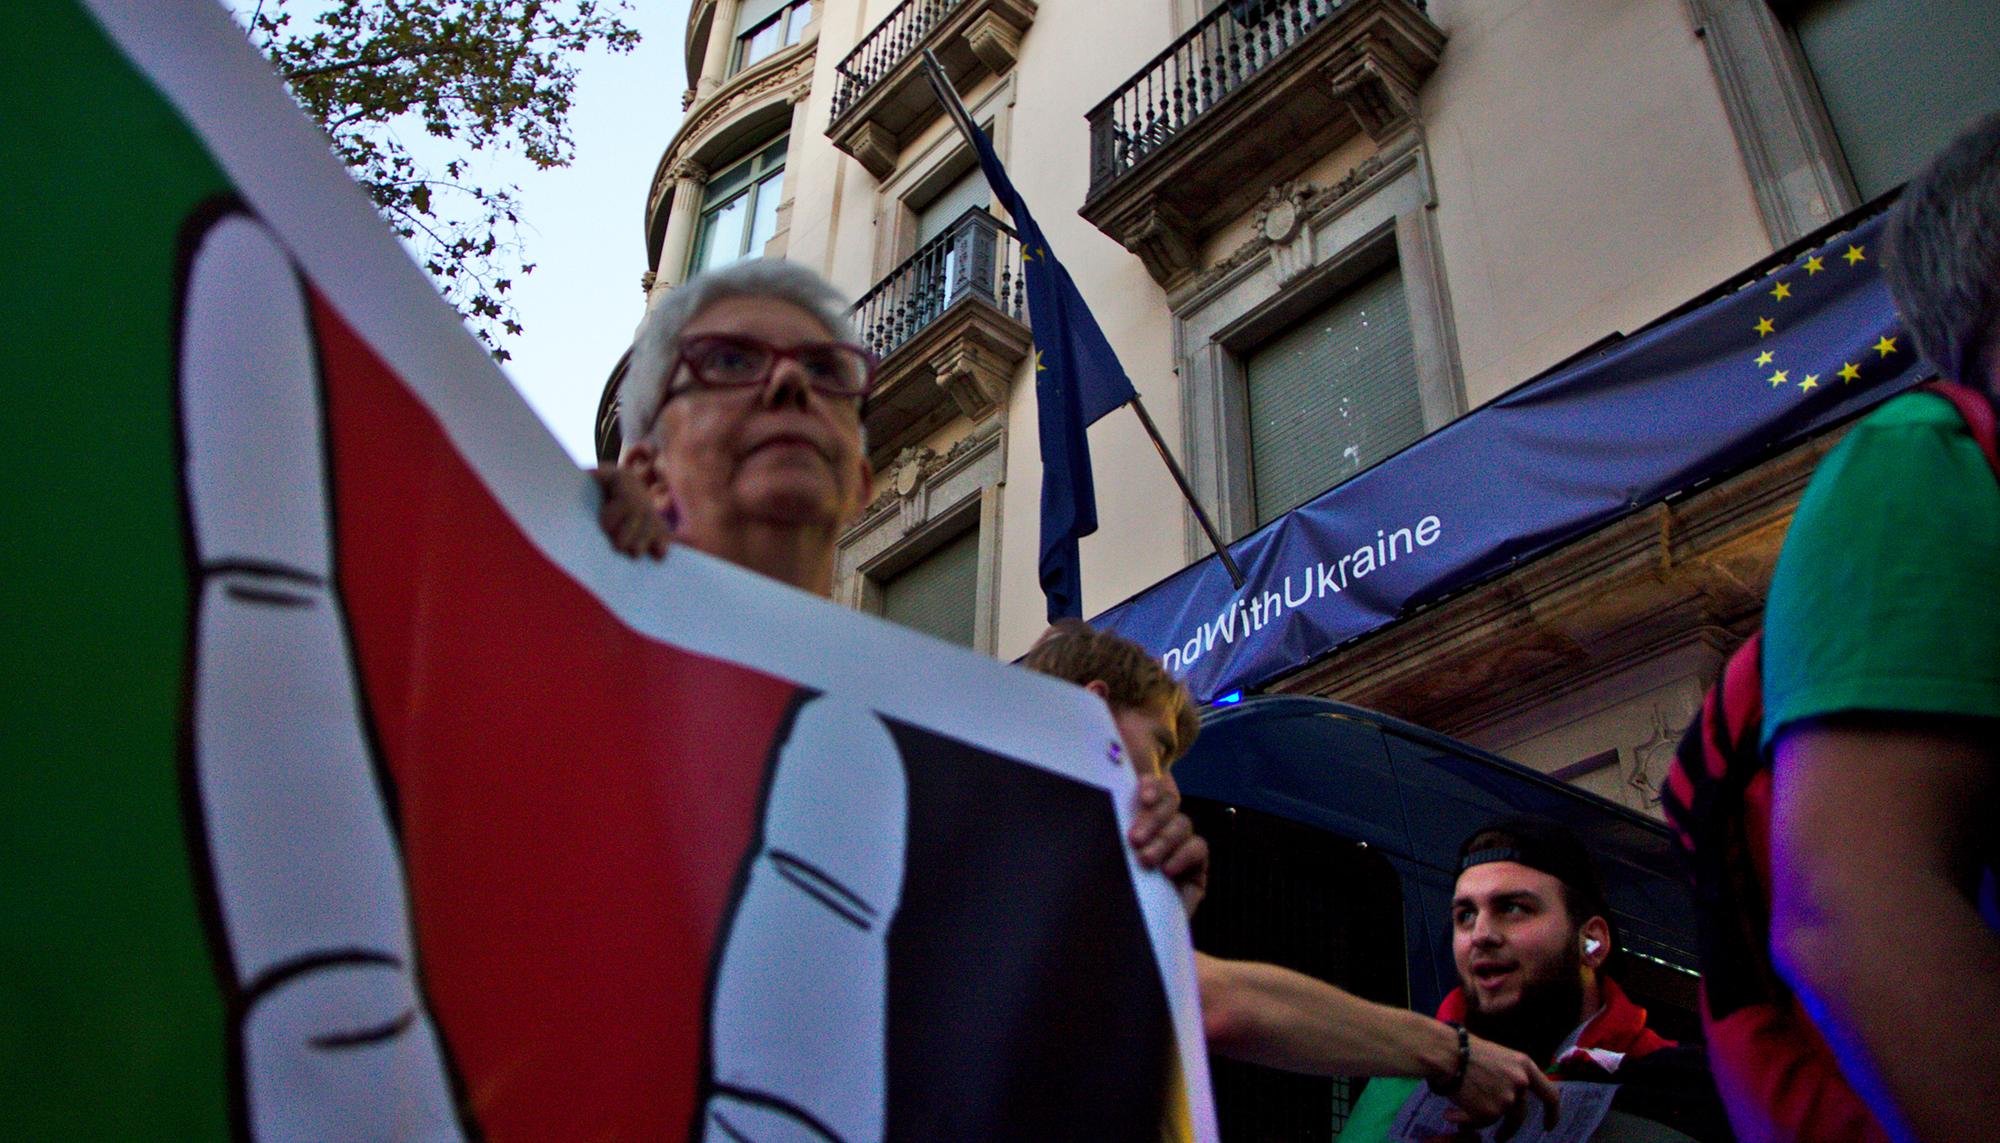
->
[1123, 396, 1245, 588]
[916, 51, 1247, 590]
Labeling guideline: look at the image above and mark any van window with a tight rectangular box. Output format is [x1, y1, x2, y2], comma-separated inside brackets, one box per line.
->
[1183, 798, 1405, 1140]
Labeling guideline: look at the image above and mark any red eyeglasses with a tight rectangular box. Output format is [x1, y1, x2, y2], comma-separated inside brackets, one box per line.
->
[666, 333, 879, 402]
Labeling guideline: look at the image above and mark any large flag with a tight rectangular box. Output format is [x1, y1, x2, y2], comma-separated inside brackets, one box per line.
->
[1093, 205, 1924, 702]
[3, 4, 1216, 1140]
[929, 74, 1140, 620]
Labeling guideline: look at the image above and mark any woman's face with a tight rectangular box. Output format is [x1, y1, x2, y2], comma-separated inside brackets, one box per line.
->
[637, 294, 873, 567]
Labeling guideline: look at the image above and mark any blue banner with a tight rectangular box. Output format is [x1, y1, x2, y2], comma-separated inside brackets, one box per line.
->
[1093, 210, 1926, 702]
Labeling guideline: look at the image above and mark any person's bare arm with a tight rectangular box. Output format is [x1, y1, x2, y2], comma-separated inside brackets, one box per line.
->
[1769, 714, 2000, 1143]
[1196, 953, 1557, 1130]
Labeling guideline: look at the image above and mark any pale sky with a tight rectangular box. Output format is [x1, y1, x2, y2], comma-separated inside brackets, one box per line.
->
[488, 0, 694, 465]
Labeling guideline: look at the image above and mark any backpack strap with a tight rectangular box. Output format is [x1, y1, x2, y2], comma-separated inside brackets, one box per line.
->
[1918, 379, 2000, 478]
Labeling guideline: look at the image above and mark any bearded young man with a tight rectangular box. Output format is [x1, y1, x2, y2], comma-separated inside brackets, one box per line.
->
[1022, 622, 1559, 1135]
[1337, 819, 1733, 1143]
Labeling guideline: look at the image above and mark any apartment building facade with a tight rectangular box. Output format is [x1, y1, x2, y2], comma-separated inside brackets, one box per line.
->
[600, 0, 1996, 817]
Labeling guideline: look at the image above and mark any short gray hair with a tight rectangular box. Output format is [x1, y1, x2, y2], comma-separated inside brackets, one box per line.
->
[621, 258, 859, 447]
[1883, 113, 2000, 388]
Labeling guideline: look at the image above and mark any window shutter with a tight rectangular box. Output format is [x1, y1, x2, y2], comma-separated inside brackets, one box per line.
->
[1245, 265, 1422, 524]
[881, 528, 980, 647]
[1789, 0, 2000, 199]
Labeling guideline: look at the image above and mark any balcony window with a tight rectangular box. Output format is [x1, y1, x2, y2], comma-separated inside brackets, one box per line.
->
[733, 0, 811, 75]
[690, 137, 788, 275]
[1778, 0, 2000, 199]
[915, 167, 992, 247]
[1245, 264, 1421, 524]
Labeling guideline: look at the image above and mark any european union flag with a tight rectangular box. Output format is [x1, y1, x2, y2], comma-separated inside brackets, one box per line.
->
[934, 79, 1138, 620]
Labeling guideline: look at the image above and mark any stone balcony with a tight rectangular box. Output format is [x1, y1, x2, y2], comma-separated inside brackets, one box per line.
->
[827, 0, 1035, 180]
[1080, 0, 1445, 291]
[852, 207, 1031, 467]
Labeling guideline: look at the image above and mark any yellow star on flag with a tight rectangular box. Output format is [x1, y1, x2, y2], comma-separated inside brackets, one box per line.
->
[1754, 317, 1776, 337]
[1034, 349, 1047, 372]
[1768, 369, 1789, 388]
[1838, 361, 1862, 383]
[1844, 244, 1866, 266]
[1874, 335, 1897, 358]
[1799, 373, 1820, 391]
[1804, 256, 1825, 275]
[1770, 281, 1792, 301]
[1755, 350, 1774, 366]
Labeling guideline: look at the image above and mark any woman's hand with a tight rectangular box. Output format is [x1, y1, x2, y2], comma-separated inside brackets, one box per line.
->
[594, 462, 671, 559]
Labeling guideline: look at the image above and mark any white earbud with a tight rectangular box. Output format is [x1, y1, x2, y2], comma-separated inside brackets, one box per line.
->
[1583, 937, 1603, 956]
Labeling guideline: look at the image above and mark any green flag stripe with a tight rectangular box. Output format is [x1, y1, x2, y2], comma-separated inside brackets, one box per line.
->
[3, 3, 235, 1135]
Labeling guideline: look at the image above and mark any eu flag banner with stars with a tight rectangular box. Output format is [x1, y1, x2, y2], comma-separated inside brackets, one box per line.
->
[944, 95, 1139, 620]
[1094, 207, 1925, 702]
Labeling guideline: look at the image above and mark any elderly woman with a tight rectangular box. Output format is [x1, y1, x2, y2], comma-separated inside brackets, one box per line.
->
[597, 259, 1204, 1140]
[600, 258, 875, 594]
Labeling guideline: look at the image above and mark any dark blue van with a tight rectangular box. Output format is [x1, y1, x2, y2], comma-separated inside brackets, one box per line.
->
[1175, 695, 1700, 1141]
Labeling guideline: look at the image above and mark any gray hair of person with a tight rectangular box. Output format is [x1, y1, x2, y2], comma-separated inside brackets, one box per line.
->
[1882, 112, 2000, 389]
[620, 258, 860, 448]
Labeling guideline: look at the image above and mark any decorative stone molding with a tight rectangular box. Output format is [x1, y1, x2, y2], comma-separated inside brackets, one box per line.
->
[639, 270, 657, 293]
[1682, 0, 1857, 244]
[845, 120, 901, 182]
[1324, 36, 1423, 144]
[963, 8, 1025, 74]
[1626, 696, 1699, 808]
[930, 338, 1011, 421]
[857, 422, 1001, 527]
[669, 158, 711, 184]
[1191, 153, 1389, 296]
[682, 88, 697, 111]
[1109, 203, 1200, 293]
[1271, 428, 1847, 743]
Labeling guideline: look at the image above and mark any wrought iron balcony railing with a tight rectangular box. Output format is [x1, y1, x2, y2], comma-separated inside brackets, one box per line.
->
[831, 0, 968, 125]
[851, 206, 1025, 362]
[1086, 0, 1424, 199]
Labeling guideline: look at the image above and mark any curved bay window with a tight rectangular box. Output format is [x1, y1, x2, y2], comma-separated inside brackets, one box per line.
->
[733, 0, 811, 75]
[690, 137, 788, 276]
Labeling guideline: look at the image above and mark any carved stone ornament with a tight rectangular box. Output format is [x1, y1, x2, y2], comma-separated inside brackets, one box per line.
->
[1259, 184, 1306, 245]
[964, 8, 1025, 74]
[1115, 203, 1199, 292]
[639, 270, 657, 293]
[930, 340, 1011, 421]
[681, 88, 697, 111]
[846, 119, 900, 182]
[1192, 153, 1390, 295]
[1325, 39, 1422, 144]
[892, 446, 937, 497]
[1628, 696, 1698, 807]
[670, 158, 711, 185]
